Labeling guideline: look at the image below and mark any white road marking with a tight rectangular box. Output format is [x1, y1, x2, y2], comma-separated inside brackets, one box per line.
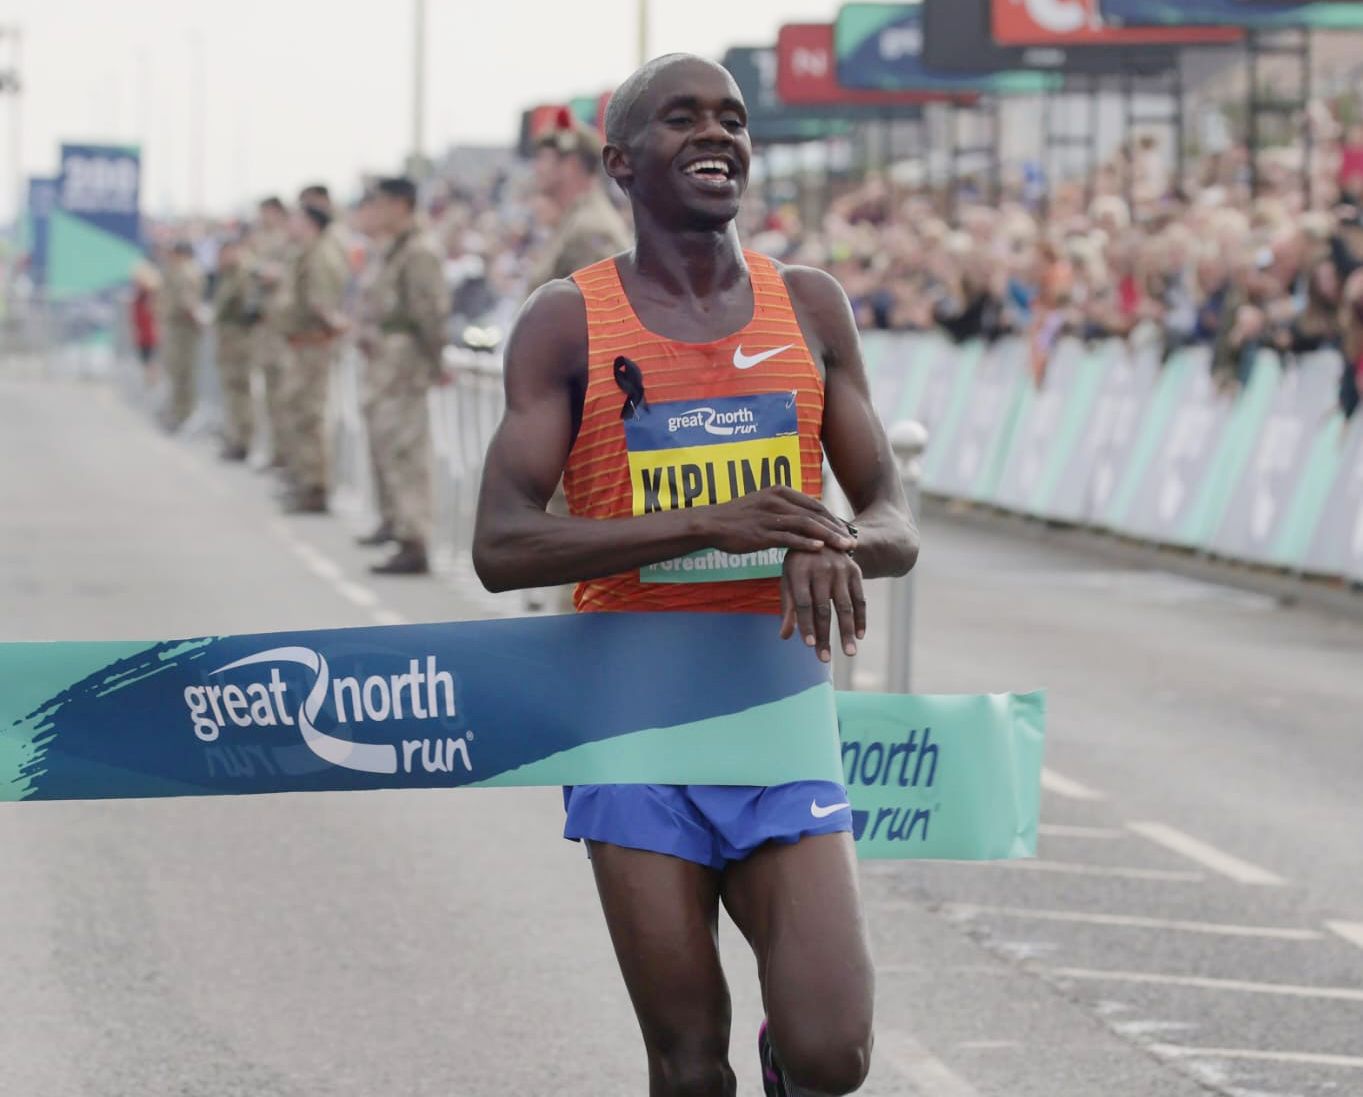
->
[1126, 821, 1286, 886]
[1327, 921, 1363, 953]
[943, 904, 1322, 940]
[1113, 1020, 1198, 1039]
[953, 1040, 1022, 1052]
[1048, 967, 1363, 1002]
[1152, 1045, 1363, 1069]
[879, 1031, 982, 1097]
[334, 580, 380, 609]
[270, 520, 404, 625]
[1038, 824, 1124, 839]
[290, 542, 345, 583]
[990, 860, 1204, 883]
[1040, 768, 1105, 801]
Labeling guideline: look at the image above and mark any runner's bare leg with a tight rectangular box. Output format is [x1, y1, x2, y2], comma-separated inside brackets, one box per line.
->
[723, 832, 874, 1096]
[589, 843, 737, 1097]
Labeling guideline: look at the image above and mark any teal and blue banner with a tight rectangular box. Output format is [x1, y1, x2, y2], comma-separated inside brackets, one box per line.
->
[1100, 0, 1363, 31]
[48, 143, 144, 345]
[834, 3, 1060, 94]
[23, 176, 58, 291]
[0, 613, 1045, 861]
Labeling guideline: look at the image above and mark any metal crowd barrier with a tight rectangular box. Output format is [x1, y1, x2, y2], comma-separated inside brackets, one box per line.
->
[854, 330, 1363, 585]
[328, 345, 506, 579]
[128, 321, 1361, 689]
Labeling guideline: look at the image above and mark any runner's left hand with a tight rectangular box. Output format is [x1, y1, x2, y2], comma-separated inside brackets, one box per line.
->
[780, 546, 866, 664]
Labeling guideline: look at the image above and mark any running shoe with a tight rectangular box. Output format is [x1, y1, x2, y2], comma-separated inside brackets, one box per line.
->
[758, 1020, 791, 1097]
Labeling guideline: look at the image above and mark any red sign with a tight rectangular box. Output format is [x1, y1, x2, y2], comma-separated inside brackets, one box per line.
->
[776, 23, 971, 106]
[991, 0, 1240, 45]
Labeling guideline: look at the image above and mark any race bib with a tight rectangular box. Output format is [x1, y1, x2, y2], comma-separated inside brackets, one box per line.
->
[625, 392, 803, 583]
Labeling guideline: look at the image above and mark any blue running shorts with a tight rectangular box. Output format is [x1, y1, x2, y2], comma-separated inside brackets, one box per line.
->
[563, 782, 854, 870]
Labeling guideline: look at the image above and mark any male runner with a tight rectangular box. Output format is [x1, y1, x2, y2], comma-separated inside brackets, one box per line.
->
[474, 54, 918, 1097]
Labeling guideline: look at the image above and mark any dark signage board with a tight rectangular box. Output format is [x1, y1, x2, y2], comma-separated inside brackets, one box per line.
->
[1100, 0, 1363, 30]
[835, 3, 1061, 93]
[993, 0, 1242, 45]
[924, 0, 1182, 74]
[722, 47, 855, 144]
[778, 23, 958, 108]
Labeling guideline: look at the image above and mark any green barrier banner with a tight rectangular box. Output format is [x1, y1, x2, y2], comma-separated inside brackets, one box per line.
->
[1211, 352, 1340, 564]
[0, 613, 1044, 861]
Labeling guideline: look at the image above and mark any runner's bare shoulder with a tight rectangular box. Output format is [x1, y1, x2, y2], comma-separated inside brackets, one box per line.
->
[772, 261, 859, 369]
[503, 278, 589, 389]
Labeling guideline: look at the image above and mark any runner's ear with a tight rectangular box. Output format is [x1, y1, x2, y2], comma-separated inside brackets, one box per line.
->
[604, 143, 633, 192]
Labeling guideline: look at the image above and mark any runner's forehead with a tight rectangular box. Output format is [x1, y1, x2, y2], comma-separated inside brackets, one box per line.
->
[641, 61, 745, 118]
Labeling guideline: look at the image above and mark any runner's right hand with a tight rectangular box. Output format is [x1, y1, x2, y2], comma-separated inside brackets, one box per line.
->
[701, 486, 856, 555]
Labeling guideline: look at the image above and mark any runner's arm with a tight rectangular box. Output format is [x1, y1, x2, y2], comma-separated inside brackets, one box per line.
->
[786, 265, 919, 580]
[780, 265, 920, 660]
[472, 282, 855, 593]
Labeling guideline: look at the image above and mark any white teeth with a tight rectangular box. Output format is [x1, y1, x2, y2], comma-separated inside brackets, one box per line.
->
[684, 159, 730, 177]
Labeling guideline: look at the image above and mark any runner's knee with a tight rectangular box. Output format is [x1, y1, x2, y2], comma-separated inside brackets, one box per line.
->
[776, 1021, 872, 1095]
[653, 1045, 735, 1097]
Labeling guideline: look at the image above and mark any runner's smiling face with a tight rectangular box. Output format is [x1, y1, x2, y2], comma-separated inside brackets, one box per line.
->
[610, 60, 751, 230]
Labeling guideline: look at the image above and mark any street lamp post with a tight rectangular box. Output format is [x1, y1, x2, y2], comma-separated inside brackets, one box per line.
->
[412, 0, 427, 177]
[0, 27, 21, 237]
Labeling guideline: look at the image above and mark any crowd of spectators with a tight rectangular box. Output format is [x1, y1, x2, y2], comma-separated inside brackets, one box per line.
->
[740, 114, 1363, 417]
[129, 98, 1363, 421]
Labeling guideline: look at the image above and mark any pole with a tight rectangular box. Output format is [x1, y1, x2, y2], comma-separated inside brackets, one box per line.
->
[1122, 66, 1134, 209]
[1303, 29, 1314, 209]
[1087, 73, 1099, 208]
[1248, 30, 1260, 198]
[412, 0, 427, 172]
[885, 420, 927, 695]
[948, 99, 959, 219]
[10, 26, 20, 238]
[189, 29, 204, 214]
[991, 95, 1002, 206]
[1173, 55, 1185, 195]
[637, 0, 649, 67]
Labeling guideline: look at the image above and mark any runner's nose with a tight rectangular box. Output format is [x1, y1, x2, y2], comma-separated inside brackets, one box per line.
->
[691, 110, 735, 149]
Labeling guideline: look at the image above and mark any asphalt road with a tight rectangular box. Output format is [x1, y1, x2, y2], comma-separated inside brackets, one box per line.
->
[2, 370, 1361, 1097]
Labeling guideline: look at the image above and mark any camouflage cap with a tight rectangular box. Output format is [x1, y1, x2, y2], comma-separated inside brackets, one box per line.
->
[536, 106, 603, 168]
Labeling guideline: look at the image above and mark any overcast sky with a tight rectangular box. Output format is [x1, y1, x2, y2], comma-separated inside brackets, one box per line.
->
[4, 0, 846, 219]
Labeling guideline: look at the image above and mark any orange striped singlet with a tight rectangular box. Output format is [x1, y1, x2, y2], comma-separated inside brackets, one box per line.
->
[564, 251, 825, 615]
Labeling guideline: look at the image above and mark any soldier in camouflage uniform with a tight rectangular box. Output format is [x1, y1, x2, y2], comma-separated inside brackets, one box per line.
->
[252, 197, 294, 471]
[281, 203, 349, 513]
[365, 177, 450, 575]
[160, 241, 206, 432]
[525, 118, 631, 294]
[211, 236, 257, 461]
[352, 191, 399, 546]
[523, 118, 630, 608]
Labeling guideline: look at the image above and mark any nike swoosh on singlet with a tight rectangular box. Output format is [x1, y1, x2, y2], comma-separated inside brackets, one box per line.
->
[733, 344, 794, 370]
[810, 800, 851, 819]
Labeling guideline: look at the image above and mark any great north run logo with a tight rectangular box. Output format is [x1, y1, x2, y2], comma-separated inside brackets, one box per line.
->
[182, 647, 472, 777]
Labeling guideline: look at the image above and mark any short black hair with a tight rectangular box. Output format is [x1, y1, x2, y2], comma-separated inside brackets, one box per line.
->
[604, 53, 706, 149]
[303, 204, 331, 232]
[376, 176, 418, 210]
[299, 184, 331, 211]
[259, 196, 286, 215]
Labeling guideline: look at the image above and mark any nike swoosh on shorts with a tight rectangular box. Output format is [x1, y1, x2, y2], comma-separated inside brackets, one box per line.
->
[810, 800, 851, 819]
[733, 344, 794, 370]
